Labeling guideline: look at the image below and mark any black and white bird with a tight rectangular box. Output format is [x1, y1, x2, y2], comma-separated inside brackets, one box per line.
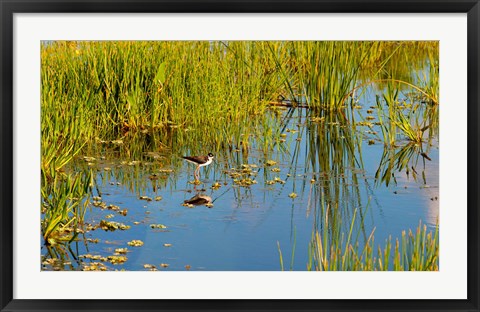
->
[182, 153, 214, 180]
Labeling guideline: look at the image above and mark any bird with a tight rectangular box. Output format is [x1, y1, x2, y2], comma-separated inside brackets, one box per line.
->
[182, 153, 214, 180]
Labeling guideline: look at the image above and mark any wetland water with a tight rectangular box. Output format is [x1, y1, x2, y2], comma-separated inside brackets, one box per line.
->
[42, 97, 438, 271]
[41, 41, 439, 271]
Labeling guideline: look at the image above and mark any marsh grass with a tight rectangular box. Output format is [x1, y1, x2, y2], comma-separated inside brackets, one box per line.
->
[41, 41, 286, 152]
[41, 170, 92, 243]
[308, 208, 439, 271]
[41, 41, 438, 159]
[295, 42, 372, 111]
[41, 41, 439, 269]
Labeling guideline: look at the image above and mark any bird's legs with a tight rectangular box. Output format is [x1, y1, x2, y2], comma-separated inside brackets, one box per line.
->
[194, 167, 200, 181]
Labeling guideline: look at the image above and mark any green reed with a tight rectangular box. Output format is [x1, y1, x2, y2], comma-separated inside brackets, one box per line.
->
[371, 75, 438, 148]
[41, 41, 438, 156]
[41, 170, 93, 243]
[42, 41, 291, 154]
[41, 41, 439, 250]
[294, 42, 372, 111]
[308, 210, 439, 271]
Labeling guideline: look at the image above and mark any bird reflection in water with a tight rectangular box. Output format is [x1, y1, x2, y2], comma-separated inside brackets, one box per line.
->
[183, 194, 213, 208]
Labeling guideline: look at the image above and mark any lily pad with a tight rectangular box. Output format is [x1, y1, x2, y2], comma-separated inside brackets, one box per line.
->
[127, 240, 144, 247]
[265, 160, 277, 166]
[144, 264, 157, 271]
[82, 262, 107, 271]
[99, 220, 131, 231]
[150, 224, 167, 229]
[114, 248, 128, 254]
[107, 255, 128, 264]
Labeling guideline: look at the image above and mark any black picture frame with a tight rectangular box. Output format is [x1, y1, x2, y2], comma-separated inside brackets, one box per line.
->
[1, 1, 479, 311]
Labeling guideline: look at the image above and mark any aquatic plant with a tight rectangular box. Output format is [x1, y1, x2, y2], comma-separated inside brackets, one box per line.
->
[40, 41, 439, 270]
[308, 219, 439, 271]
[41, 170, 92, 243]
[296, 41, 372, 111]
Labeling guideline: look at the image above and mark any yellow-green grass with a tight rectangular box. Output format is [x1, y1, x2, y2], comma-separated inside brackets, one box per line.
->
[308, 219, 439, 271]
[40, 40, 439, 252]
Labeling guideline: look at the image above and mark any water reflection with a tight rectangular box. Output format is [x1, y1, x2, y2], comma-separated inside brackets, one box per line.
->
[41, 43, 439, 270]
[42, 98, 438, 271]
[184, 194, 213, 208]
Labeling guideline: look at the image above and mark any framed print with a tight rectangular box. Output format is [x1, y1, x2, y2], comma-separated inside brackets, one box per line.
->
[1, 0, 479, 311]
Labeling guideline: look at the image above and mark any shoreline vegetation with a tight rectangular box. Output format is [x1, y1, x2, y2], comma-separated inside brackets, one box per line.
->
[41, 41, 439, 271]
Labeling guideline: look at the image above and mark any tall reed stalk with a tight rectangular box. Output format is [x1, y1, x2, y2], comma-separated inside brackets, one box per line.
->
[309, 211, 439, 271]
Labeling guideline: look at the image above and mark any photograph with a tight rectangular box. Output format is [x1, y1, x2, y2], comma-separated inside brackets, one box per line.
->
[40, 40, 440, 272]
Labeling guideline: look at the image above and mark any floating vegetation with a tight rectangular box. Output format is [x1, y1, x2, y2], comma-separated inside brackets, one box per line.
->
[163, 243, 172, 247]
[107, 255, 128, 264]
[150, 224, 167, 229]
[266, 176, 286, 185]
[160, 263, 169, 268]
[41, 41, 439, 271]
[99, 220, 131, 231]
[226, 165, 259, 187]
[127, 240, 144, 247]
[93, 202, 126, 216]
[42, 258, 69, 267]
[144, 264, 157, 271]
[265, 160, 277, 166]
[233, 177, 257, 187]
[92, 201, 106, 208]
[211, 182, 222, 190]
[114, 248, 128, 254]
[82, 262, 107, 271]
[80, 254, 107, 261]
